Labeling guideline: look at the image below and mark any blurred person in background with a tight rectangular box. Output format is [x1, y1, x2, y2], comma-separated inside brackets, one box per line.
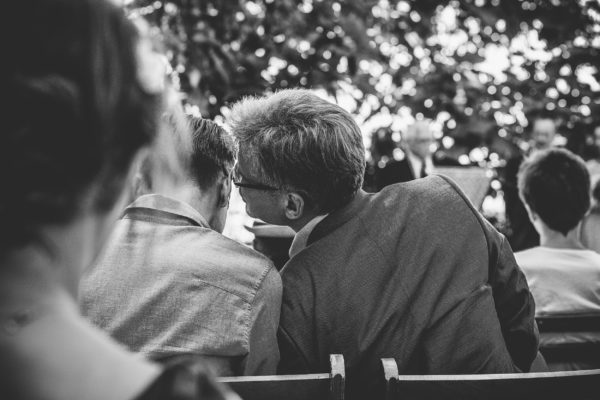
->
[0, 0, 233, 399]
[504, 112, 559, 252]
[376, 121, 435, 189]
[515, 148, 600, 370]
[81, 116, 281, 376]
[374, 120, 458, 191]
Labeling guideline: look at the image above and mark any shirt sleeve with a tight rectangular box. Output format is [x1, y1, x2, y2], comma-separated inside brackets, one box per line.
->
[240, 265, 282, 375]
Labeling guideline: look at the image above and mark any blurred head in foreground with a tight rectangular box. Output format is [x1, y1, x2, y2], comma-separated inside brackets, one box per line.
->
[0, 1, 236, 400]
[1, 0, 164, 292]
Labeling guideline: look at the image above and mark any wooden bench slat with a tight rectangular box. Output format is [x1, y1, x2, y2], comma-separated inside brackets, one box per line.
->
[536, 314, 600, 369]
[537, 314, 600, 332]
[218, 354, 345, 400]
[381, 358, 600, 400]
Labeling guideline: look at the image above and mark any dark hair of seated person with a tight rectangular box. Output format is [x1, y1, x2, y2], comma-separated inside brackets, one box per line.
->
[189, 117, 236, 189]
[0, 0, 233, 399]
[518, 148, 590, 236]
[1, 0, 160, 252]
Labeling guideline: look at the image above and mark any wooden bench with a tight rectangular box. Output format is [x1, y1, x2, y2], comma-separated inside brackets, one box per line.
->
[381, 358, 600, 400]
[536, 314, 600, 370]
[218, 354, 345, 400]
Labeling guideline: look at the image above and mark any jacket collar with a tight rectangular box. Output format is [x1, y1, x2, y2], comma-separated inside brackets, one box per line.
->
[307, 190, 371, 246]
[124, 194, 210, 228]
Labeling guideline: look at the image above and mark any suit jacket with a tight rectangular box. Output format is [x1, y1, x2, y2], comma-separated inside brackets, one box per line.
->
[80, 194, 282, 376]
[277, 176, 538, 399]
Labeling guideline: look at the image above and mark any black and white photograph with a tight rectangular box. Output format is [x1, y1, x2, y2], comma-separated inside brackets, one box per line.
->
[1, 0, 600, 399]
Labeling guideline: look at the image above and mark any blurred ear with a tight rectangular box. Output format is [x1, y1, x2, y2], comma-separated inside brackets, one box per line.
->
[130, 147, 151, 200]
[217, 173, 232, 209]
[523, 203, 538, 222]
[132, 173, 147, 200]
[284, 192, 305, 220]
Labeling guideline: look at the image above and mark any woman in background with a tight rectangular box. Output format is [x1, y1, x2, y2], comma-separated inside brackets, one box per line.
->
[0, 0, 233, 399]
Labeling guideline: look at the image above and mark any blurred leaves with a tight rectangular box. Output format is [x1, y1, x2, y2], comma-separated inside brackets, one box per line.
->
[128, 0, 600, 163]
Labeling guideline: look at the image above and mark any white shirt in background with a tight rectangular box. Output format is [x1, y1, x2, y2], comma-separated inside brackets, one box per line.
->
[515, 246, 600, 316]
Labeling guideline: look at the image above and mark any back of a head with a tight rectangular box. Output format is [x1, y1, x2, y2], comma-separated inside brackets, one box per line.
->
[2, 0, 161, 252]
[228, 89, 365, 213]
[190, 118, 236, 190]
[518, 148, 590, 235]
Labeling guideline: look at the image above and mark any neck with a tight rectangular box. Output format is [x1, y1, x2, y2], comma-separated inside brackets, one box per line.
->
[155, 183, 221, 231]
[0, 244, 160, 400]
[0, 289, 159, 400]
[0, 215, 106, 302]
[289, 211, 322, 233]
[538, 223, 584, 250]
[0, 245, 69, 316]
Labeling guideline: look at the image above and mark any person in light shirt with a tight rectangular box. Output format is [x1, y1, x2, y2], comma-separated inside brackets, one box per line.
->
[515, 148, 600, 370]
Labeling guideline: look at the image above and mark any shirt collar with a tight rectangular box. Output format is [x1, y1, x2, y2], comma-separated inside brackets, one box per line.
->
[124, 194, 210, 228]
[288, 214, 328, 258]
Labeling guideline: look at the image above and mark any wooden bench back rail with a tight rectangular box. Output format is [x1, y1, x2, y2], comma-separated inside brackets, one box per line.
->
[536, 314, 600, 368]
[219, 354, 345, 400]
[536, 314, 600, 333]
[381, 358, 600, 400]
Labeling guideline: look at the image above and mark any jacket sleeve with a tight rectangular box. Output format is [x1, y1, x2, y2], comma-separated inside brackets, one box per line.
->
[422, 284, 519, 374]
[277, 325, 311, 374]
[276, 259, 316, 375]
[438, 174, 539, 372]
[484, 219, 539, 372]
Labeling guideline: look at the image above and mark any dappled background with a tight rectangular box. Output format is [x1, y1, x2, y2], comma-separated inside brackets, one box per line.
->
[125, 0, 600, 239]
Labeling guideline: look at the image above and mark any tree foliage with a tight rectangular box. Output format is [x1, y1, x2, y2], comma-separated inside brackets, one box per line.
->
[128, 0, 600, 165]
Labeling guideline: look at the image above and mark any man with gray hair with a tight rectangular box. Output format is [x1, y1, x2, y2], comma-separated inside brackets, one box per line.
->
[228, 89, 538, 397]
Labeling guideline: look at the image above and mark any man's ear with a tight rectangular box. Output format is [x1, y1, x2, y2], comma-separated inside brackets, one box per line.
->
[130, 147, 151, 200]
[217, 173, 232, 209]
[523, 202, 538, 222]
[284, 192, 305, 220]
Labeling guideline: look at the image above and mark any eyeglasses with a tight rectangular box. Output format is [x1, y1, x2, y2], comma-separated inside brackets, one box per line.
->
[232, 166, 280, 191]
[233, 180, 280, 191]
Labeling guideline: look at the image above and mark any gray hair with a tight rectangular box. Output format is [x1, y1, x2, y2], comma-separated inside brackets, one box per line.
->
[227, 89, 365, 212]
